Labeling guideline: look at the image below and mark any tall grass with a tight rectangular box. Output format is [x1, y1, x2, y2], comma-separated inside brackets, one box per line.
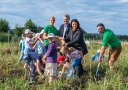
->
[0, 42, 128, 90]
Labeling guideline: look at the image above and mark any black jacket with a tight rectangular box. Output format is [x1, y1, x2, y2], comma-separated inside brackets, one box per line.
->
[58, 24, 70, 42]
[66, 28, 88, 55]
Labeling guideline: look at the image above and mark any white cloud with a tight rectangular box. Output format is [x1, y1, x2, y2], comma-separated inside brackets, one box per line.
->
[0, 0, 128, 35]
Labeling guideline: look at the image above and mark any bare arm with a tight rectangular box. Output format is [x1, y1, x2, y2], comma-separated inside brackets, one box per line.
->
[28, 38, 38, 45]
[78, 51, 83, 59]
[43, 33, 47, 40]
[99, 46, 106, 62]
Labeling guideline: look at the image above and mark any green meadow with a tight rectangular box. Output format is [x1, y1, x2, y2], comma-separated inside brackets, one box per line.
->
[0, 42, 128, 90]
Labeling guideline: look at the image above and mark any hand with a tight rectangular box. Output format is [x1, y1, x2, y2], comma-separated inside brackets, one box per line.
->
[98, 56, 102, 63]
[65, 43, 68, 46]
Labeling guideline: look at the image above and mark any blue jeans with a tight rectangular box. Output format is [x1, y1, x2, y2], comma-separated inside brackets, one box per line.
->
[71, 58, 81, 68]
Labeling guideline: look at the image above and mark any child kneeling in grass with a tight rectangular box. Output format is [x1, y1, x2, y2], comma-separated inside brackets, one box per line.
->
[60, 46, 83, 76]
[58, 57, 74, 79]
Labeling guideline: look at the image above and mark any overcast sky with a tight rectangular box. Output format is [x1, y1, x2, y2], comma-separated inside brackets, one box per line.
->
[0, 0, 128, 35]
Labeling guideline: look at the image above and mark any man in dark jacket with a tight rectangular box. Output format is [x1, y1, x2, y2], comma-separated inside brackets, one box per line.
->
[58, 14, 70, 43]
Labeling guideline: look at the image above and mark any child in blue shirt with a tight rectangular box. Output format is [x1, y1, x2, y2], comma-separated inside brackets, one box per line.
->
[18, 34, 26, 63]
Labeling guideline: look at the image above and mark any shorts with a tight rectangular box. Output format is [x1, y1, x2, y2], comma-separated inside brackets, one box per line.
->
[45, 63, 57, 77]
[27, 52, 39, 62]
[108, 46, 122, 62]
[23, 51, 39, 65]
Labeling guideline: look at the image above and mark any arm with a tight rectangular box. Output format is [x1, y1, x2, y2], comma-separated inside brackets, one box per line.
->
[38, 37, 46, 47]
[45, 43, 55, 57]
[59, 64, 67, 77]
[78, 51, 83, 59]
[43, 32, 47, 40]
[98, 46, 107, 62]
[28, 38, 38, 45]
[66, 31, 82, 47]
[33, 42, 37, 49]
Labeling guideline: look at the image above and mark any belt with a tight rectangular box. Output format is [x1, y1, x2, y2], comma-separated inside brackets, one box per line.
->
[112, 45, 121, 49]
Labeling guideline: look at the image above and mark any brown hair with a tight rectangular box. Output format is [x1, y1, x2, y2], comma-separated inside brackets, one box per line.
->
[64, 14, 70, 20]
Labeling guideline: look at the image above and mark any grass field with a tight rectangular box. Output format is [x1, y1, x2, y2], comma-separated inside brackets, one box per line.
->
[0, 42, 128, 90]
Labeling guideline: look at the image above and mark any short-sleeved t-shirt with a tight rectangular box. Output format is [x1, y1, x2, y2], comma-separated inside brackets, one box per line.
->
[43, 25, 58, 45]
[35, 40, 46, 56]
[25, 37, 33, 50]
[102, 29, 121, 49]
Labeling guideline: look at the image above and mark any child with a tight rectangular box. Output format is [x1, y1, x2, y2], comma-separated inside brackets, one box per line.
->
[34, 30, 46, 61]
[23, 29, 37, 67]
[57, 55, 65, 67]
[60, 46, 83, 76]
[23, 29, 44, 80]
[43, 33, 57, 84]
[58, 56, 74, 79]
[17, 34, 26, 63]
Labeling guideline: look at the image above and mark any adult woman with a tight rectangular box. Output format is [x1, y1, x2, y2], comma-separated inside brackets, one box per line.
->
[43, 16, 58, 46]
[65, 19, 88, 55]
[65, 19, 88, 76]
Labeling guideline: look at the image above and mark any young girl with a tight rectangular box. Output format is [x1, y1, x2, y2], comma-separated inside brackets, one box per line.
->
[43, 33, 57, 84]
[60, 46, 83, 76]
[23, 29, 44, 80]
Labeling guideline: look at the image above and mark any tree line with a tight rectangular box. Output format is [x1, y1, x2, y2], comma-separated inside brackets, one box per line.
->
[0, 18, 128, 41]
[0, 18, 43, 37]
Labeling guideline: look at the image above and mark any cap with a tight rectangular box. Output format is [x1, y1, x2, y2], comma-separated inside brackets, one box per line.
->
[35, 33, 40, 37]
[47, 33, 55, 38]
[57, 56, 65, 63]
[25, 29, 33, 34]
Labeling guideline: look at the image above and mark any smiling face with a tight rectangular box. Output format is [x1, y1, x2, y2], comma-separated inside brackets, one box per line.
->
[97, 26, 104, 33]
[72, 21, 78, 30]
[64, 16, 69, 25]
[49, 17, 55, 26]
[48, 37, 54, 43]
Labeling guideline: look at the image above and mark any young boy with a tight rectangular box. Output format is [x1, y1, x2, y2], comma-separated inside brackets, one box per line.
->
[43, 33, 57, 84]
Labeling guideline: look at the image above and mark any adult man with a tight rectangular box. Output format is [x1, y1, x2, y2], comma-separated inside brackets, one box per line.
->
[97, 23, 122, 70]
[58, 14, 70, 42]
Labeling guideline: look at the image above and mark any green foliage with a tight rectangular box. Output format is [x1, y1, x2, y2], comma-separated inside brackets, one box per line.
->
[25, 19, 37, 33]
[0, 33, 12, 42]
[0, 18, 10, 32]
[13, 25, 24, 37]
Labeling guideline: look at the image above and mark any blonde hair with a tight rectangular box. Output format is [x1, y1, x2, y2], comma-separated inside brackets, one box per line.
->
[49, 16, 55, 21]
[61, 46, 69, 52]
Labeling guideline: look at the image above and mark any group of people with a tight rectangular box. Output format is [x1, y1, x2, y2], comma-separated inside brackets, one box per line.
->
[18, 14, 122, 84]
